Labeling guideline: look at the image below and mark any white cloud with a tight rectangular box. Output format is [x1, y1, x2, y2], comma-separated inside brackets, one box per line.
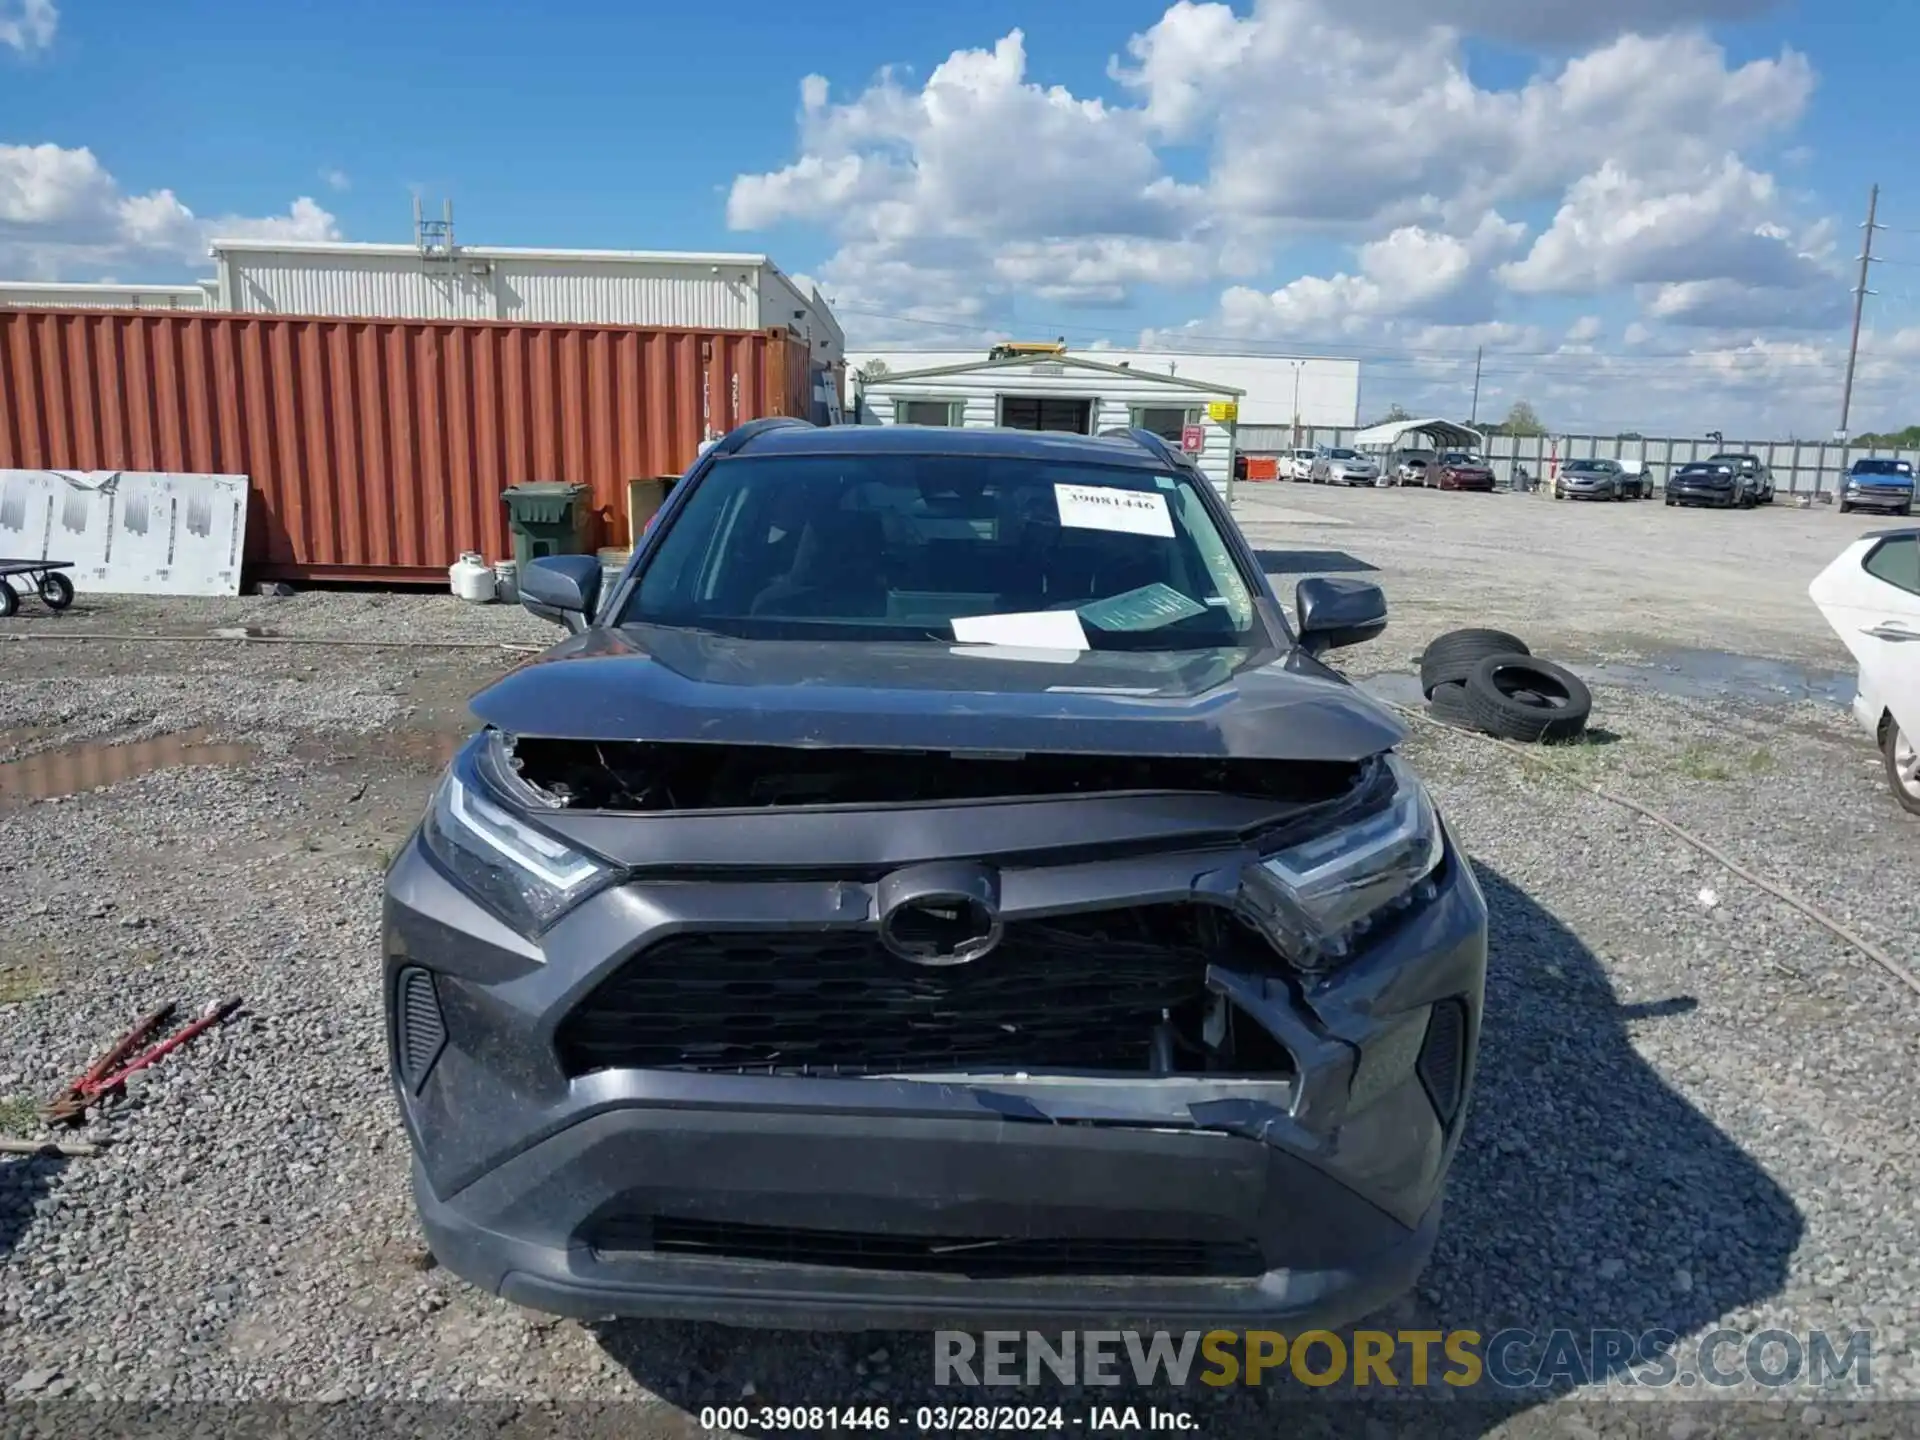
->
[0, 0, 56, 53]
[738, 1, 1851, 429]
[1335, 0, 1781, 45]
[1169, 212, 1527, 339]
[1115, 5, 1812, 232]
[1500, 159, 1833, 295]
[729, 30, 1220, 317]
[0, 142, 340, 280]
[320, 167, 350, 193]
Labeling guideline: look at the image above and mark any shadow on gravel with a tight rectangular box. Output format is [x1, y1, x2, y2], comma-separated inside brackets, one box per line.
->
[1252, 548, 1380, 576]
[0, 1153, 66, 1263]
[587, 862, 1800, 1438]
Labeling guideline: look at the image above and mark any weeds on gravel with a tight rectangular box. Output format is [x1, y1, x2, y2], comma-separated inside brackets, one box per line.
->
[1674, 742, 1778, 782]
[0, 1096, 39, 1136]
[0, 964, 45, 1006]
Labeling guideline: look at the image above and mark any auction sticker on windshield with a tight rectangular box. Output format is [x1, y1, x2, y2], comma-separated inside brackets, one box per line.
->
[1055, 483, 1174, 538]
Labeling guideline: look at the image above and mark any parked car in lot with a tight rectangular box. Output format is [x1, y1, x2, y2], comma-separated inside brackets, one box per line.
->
[387, 420, 1486, 1330]
[1285, 448, 1319, 482]
[1705, 452, 1774, 505]
[1616, 459, 1655, 500]
[1555, 458, 1626, 501]
[1392, 450, 1436, 487]
[1665, 461, 1742, 508]
[1309, 447, 1381, 486]
[1433, 452, 1495, 492]
[1839, 458, 1915, 517]
[1809, 526, 1920, 814]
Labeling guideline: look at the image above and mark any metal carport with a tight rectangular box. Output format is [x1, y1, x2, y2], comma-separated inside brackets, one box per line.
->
[1351, 418, 1485, 452]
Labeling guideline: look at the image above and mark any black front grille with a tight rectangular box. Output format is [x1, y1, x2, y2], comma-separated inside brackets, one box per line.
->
[556, 906, 1230, 1077]
[394, 967, 446, 1091]
[600, 1217, 1265, 1279]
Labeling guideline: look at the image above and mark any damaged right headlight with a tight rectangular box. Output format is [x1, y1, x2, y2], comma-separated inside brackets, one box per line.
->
[1242, 755, 1444, 970]
[421, 749, 614, 937]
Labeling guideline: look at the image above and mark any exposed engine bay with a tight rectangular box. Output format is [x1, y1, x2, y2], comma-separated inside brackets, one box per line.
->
[504, 735, 1362, 812]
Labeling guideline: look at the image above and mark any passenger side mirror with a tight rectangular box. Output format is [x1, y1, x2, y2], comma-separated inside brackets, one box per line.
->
[519, 554, 602, 634]
[1295, 577, 1387, 656]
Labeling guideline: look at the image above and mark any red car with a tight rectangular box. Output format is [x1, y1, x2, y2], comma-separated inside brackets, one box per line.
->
[1434, 451, 1496, 491]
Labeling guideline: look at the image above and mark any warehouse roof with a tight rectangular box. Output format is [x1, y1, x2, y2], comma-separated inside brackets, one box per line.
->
[206, 239, 782, 269]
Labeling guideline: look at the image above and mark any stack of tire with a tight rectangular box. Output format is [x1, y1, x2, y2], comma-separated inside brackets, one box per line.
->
[1419, 629, 1593, 743]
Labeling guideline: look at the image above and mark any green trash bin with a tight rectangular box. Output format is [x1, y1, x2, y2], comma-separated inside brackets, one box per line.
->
[502, 482, 595, 569]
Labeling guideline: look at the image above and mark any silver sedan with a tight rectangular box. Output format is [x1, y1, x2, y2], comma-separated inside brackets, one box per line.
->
[1310, 448, 1381, 486]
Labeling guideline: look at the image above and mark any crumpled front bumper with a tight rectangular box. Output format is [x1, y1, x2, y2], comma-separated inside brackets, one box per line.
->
[384, 823, 1488, 1329]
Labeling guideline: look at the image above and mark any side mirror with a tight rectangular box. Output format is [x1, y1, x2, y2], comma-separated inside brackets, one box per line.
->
[519, 554, 602, 634]
[1295, 576, 1387, 656]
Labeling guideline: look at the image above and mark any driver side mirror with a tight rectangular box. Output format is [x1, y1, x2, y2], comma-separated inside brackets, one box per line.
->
[1295, 576, 1387, 656]
[519, 554, 602, 634]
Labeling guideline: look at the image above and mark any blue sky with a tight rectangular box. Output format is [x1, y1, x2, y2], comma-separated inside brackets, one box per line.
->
[4, 0, 1915, 433]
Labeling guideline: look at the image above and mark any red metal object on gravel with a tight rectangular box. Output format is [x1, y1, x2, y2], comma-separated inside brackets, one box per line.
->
[42, 998, 243, 1126]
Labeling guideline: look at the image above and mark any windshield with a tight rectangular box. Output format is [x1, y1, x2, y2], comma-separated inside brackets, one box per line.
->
[623, 454, 1263, 652]
[1678, 464, 1728, 476]
[1328, 448, 1361, 460]
[1852, 459, 1913, 476]
[1441, 452, 1481, 465]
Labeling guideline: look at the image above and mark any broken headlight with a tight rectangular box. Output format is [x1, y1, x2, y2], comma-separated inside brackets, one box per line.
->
[421, 754, 614, 937]
[1243, 754, 1444, 970]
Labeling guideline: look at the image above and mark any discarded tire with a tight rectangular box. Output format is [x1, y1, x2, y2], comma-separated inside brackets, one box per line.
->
[1420, 628, 1531, 698]
[1461, 654, 1593, 744]
[1426, 680, 1478, 729]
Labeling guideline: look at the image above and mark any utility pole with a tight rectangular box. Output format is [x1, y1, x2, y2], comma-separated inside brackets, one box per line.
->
[1838, 183, 1880, 443]
[1469, 347, 1483, 425]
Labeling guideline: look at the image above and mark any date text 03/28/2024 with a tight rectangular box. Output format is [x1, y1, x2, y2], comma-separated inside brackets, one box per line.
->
[697, 1407, 1195, 1433]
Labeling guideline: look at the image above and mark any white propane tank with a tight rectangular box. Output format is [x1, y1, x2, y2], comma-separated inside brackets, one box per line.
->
[449, 552, 496, 603]
[493, 560, 517, 603]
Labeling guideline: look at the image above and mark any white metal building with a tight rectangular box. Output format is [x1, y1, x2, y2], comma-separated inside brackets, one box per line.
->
[848, 348, 1359, 430]
[206, 240, 845, 366]
[856, 352, 1245, 492]
[0, 281, 214, 311]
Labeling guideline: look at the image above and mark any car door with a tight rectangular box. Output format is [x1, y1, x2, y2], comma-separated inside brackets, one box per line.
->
[1810, 532, 1920, 745]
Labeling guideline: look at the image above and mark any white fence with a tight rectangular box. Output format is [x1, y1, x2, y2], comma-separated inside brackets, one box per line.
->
[1238, 427, 1919, 498]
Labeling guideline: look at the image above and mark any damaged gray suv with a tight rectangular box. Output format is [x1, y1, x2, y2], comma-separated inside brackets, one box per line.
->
[384, 420, 1487, 1329]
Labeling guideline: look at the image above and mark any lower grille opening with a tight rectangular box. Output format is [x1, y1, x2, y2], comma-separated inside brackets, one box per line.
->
[1417, 998, 1468, 1124]
[598, 1217, 1266, 1280]
[394, 967, 446, 1091]
[555, 904, 1295, 1077]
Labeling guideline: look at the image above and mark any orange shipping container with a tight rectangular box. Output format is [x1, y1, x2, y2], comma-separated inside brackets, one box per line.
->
[0, 308, 813, 581]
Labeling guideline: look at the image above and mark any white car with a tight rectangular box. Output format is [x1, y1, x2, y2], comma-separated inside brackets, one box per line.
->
[1809, 526, 1920, 815]
[1284, 448, 1318, 481]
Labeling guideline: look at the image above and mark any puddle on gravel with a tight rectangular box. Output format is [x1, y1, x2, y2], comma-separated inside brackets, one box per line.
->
[1580, 648, 1854, 707]
[1361, 648, 1855, 712]
[0, 730, 258, 803]
[291, 728, 466, 768]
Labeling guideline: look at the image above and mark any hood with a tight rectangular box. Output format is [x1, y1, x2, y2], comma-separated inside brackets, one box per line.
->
[470, 623, 1405, 763]
[1849, 473, 1915, 488]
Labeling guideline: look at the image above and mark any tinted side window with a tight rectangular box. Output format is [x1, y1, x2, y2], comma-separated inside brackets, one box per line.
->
[1863, 536, 1920, 596]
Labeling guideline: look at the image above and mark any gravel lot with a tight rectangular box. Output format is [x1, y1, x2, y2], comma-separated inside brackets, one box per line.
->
[3, 486, 1918, 1437]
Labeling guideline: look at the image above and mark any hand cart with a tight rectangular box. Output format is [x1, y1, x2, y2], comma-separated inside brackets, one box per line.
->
[0, 559, 76, 618]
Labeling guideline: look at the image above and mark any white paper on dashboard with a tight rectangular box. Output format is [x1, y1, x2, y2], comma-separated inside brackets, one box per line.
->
[1053, 483, 1174, 538]
[950, 609, 1090, 651]
[948, 645, 1085, 665]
